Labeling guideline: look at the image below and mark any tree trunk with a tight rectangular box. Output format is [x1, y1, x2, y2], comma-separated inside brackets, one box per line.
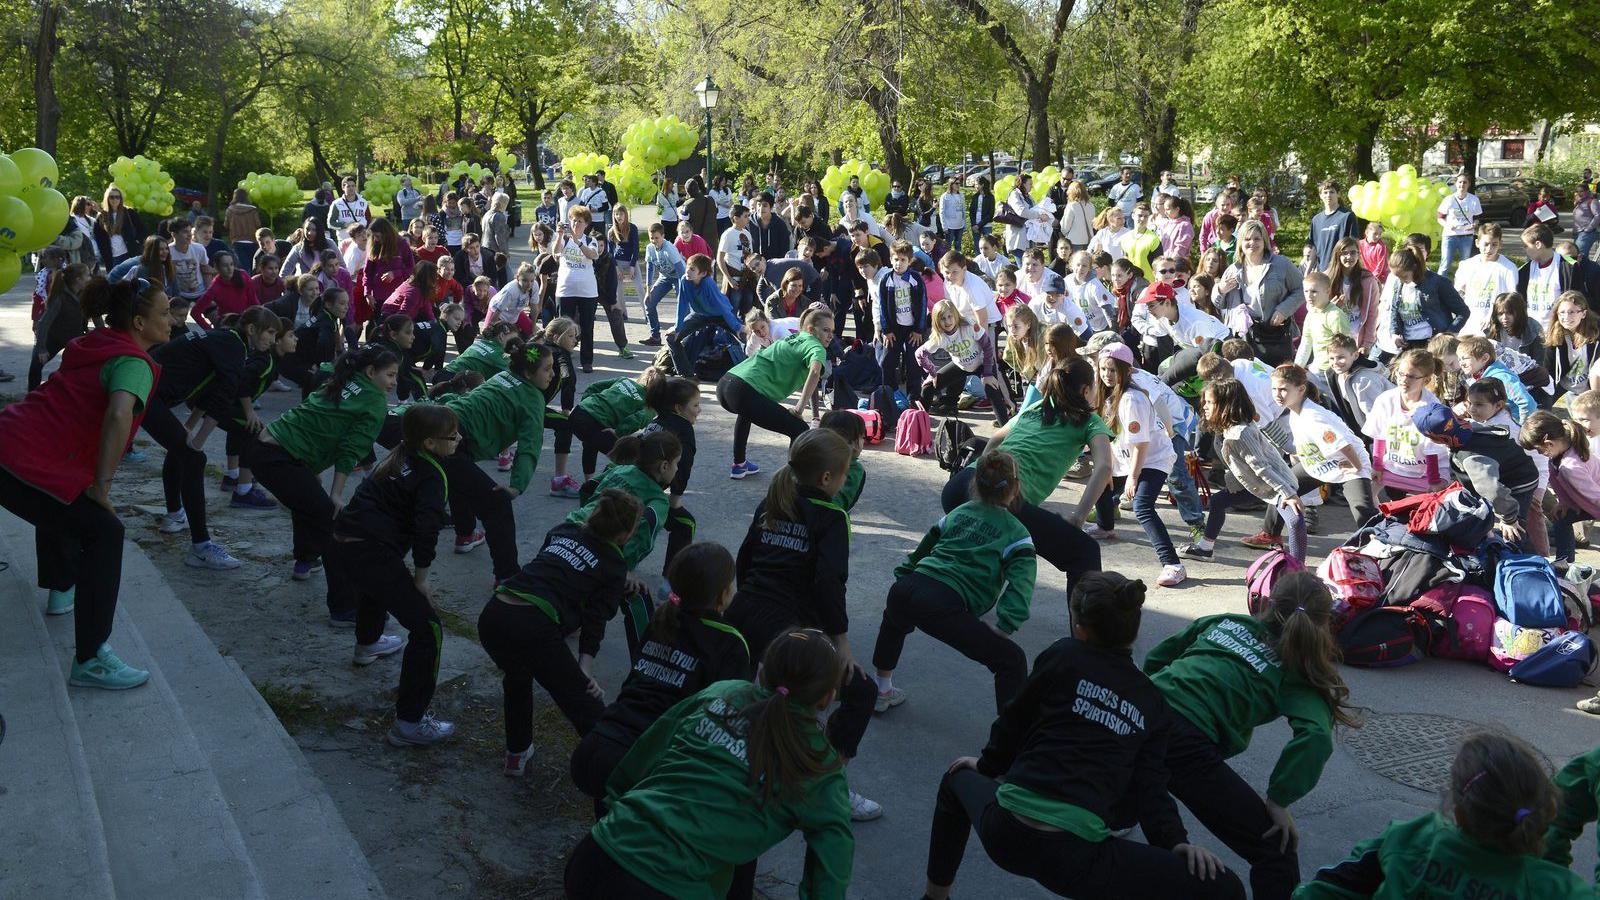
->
[1145, 103, 1179, 180]
[523, 113, 545, 189]
[1350, 119, 1381, 181]
[1450, 136, 1482, 180]
[1535, 119, 1554, 162]
[1026, 81, 1051, 169]
[863, 84, 911, 185]
[33, 2, 61, 156]
[207, 108, 234, 216]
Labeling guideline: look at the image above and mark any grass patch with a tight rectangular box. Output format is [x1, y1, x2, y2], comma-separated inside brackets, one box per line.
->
[436, 605, 480, 643]
[254, 680, 376, 734]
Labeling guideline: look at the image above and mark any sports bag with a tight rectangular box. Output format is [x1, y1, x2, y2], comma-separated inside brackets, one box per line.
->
[846, 408, 884, 445]
[1489, 619, 1568, 673]
[1410, 583, 1495, 662]
[933, 417, 977, 471]
[1493, 551, 1566, 628]
[1508, 632, 1597, 687]
[895, 403, 932, 456]
[1315, 548, 1383, 631]
[1337, 606, 1434, 668]
[1377, 481, 1494, 550]
[868, 385, 902, 434]
[1246, 549, 1305, 616]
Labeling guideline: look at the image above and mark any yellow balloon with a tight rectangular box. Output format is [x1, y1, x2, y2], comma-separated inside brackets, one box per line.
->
[0, 250, 18, 294]
[0, 195, 34, 253]
[11, 147, 58, 190]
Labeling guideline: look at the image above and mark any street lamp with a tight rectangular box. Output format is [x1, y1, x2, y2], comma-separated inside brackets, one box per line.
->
[695, 75, 720, 186]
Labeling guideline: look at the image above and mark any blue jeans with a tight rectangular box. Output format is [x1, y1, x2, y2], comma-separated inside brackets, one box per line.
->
[1551, 507, 1594, 562]
[1167, 433, 1205, 528]
[942, 227, 965, 255]
[644, 277, 675, 335]
[1095, 468, 1180, 566]
[1438, 233, 1475, 279]
[1577, 229, 1598, 264]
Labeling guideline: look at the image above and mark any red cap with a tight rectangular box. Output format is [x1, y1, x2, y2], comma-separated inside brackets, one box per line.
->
[1136, 281, 1176, 305]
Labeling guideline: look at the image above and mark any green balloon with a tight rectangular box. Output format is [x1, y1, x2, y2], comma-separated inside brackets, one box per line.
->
[0, 250, 19, 294]
[0, 154, 20, 197]
[21, 186, 67, 251]
[11, 147, 58, 190]
[0, 195, 34, 253]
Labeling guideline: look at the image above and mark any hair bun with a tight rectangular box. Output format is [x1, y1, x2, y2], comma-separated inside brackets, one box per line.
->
[1118, 579, 1148, 608]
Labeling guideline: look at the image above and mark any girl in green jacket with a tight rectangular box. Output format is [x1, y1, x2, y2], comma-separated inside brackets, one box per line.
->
[565, 629, 854, 900]
[1142, 571, 1361, 900]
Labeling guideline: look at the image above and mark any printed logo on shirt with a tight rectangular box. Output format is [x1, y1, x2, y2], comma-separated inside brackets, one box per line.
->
[544, 535, 600, 573]
[1071, 678, 1146, 736]
[1199, 620, 1281, 673]
[696, 697, 750, 763]
[1128, 420, 1141, 435]
[1322, 430, 1336, 443]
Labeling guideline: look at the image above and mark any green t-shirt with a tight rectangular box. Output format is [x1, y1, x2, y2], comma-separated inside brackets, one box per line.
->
[444, 338, 509, 377]
[1121, 229, 1163, 279]
[982, 404, 1114, 507]
[837, 459, 865, 511]
[100, 357, 155, 413]
[728, 332, 827, 403]
[265, 373, 389, 475]
[896, 501, 1037, 633]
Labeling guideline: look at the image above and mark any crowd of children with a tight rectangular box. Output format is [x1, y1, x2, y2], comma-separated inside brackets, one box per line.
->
[15, 169, 1600, 897]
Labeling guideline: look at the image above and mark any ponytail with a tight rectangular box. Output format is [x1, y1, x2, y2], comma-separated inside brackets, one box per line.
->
[481, 321, 517, 343]
[322, 344, 397, 405]
[730, 630, 844, 803]
[581, 488, 644, 546]
[763, 430, 851, 530]
[1261, 571, 1361, 728]
[504, 336, 554, 381]
[1271, 363, 1323, 406]
[1448, 733, 1559, 856]
[81, 276, 165, 332]
[645, 375, 698, 415]
[428, 370, 484, 399]
[645, 542, 736, 646]
[1521, 409, 1588, 461]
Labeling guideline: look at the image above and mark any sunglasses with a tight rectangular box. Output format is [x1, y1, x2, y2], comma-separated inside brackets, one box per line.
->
[1157, 268, 1177, 275]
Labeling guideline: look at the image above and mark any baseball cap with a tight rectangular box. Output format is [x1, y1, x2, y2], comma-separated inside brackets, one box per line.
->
[1077, 330, 1122, 357]
[1098, 342, 1137, 367]
[1041, 270, 1066, 294]
[1136, 282, 1176, 305]
[1411, 401, 1475, 449]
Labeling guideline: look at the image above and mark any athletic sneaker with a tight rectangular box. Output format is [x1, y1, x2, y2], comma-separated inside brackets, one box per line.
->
[220, 474, 238, 492]
[124, 447, 147, 463]
[1118, 495, 1135, 512]
[729, 461, 761, 480]
[1577, 695, 1600, 715]
[1182, 543, 1215, 560]
[549, 475, 582, 499]
[1157, 564, 1188, 587]
[185, 541, 242, 570]
[455, 531, 486, 553]
[497, 450, 514, 472]
[328, 609, 357, 629]
[874, 687, 907, 713]
[640, 334, 662, 347]
[956, 395, 978, 411]
[68, 644, 149, 691]
[1065, 457, 1091, 479]
[1187, 523, 1206, 544]
[46, 587, 75, 616]
[158, 509, 188, 534]
[353, 634, 406, 666]
[848, 790, 883, 822]
[1240, 531, 1283, 550]
[270, 378, 294, 392]
[1084, 525, 1117, 541]
[616, 346, 635, 360]
[388, 712, 456, 747]
[230, 485, 277, 509]
[292, 558, 324, 581]
[1304, 507, 1321, 535]
[504, 744, 535, 777]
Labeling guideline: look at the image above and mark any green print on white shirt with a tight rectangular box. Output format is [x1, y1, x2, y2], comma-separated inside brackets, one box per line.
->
[894, 280, 914, 322]
[944, 334, 982, 370]
[1297, 437, 1344, 480]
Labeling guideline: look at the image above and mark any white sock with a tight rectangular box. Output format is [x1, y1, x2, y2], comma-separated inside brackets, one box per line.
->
[224, 467, 239, 479]
[874, 672, 893, 693]
[235, 481, 254, 495]
[1195, 537, 1215, 551]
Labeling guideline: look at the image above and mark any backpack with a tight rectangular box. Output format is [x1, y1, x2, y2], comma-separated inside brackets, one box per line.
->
[1337, 606, 1434, 668]
[1508, 632, 1597, 687]
[1377, 481, 1495, 549]
[1493, 551, 1566, 628]
[895, 404, 933, 456]
[934, 417, 979, 471]
[846, 408, 884, 445]
[1410, 583, 1496, 662]
[1315, 548, 1383, 631]
[869, 385, 902, 434]
[1489, 619, 1568, 673]
[1246, 549, 1306, 616]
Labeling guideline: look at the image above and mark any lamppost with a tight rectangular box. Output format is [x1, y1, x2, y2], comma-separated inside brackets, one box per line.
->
[695, 75, 720, 187]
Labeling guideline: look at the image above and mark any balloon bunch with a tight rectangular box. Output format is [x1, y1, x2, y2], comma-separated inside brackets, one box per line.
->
[447, 160, 492, 185]
[362, 172, 407, 208]
[493, 149, 517, 173]
[0, 148, 68, 292]
[239, 172, 301, 217]
[821, 160, 889, 209]
[1347, 164, 1446, 241]
[621, 116, 698, 172]
[606, 160, 656, 205]
[560, 153, 610, 180]
[108, 155, 175, 216]
[1029, 165, 1063, 202]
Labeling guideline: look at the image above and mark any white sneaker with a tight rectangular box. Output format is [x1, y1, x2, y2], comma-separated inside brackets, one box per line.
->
[387, 712, 455, 746]
[874, 687, 906, 713]
[354, 634, 406, 666]
[1157, 564, 1188, 587]
[158, 509, 188, 534]
[504, 744, 535, 777]
[270, 377, 294, 392]
[185, 541, 241, 570]
[1084, 525, 1117, 541]
[848, 790, 883, 822]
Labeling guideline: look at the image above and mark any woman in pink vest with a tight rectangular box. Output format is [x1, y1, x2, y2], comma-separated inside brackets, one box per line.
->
[0, 278, 172, 690]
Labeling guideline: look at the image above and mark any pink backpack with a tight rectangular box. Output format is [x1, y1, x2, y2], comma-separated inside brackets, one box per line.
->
[847, 408, 884, 444]
[1411, 583, 1496, 662]
[1315, 548, 1384, 632]
[1246, 549, 1305, 615]
[895, 403, 932, 456]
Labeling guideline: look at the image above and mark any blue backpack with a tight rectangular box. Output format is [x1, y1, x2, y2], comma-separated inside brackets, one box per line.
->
[1508, 632, 1597, 687]
[1493, 552, 1566, 628]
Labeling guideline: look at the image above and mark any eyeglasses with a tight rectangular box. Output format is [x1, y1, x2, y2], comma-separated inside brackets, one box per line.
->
[441, 433, 463, 442]
[1340, 249, 1360, 256]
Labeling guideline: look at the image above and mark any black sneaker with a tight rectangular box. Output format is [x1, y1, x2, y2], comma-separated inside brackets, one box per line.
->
[1182, 543, 1215, 560]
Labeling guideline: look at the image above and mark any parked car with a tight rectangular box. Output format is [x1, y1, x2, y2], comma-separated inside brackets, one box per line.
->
[1195, 183, 1223, 204]
[965, 164, 1018, 188]
[1474, 180, 1535, 226]
[1086, 170, 1144, 196]
[1508, 178, 1568, 211]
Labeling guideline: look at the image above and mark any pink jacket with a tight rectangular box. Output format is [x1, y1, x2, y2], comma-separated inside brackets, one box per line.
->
[193, 275, 260, 329]
[1551, 449, 1600, 520]
[1157, 216, 1194, 261]
[381, 281, 435, 322]
[362, 244, 417, 311]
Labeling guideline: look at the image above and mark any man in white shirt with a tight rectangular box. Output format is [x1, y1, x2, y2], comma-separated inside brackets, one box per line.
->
[1107, 166, 1143, 218]
[327, 176, 371, 233]
[1434, 173, 1482, 279]
[167, 219, 213, 303]
[717, 204, 756, 313]
[1453, 222, 1519, 335]
[1155, 171, 1182, 198]
[939, 252, 1000, 331]
[574, 174, 609, 237]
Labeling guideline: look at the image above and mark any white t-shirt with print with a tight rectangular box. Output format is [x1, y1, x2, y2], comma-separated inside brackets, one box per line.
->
[169, 241, 210, 299]
[554, 234, 599, 297]
[329, 195, 370, 231]
[1454, 254, 1519, 336]
[1029, 296, 1085, 334]
[1131, 368, 1197, 442]
[1290, 399, 1372, 484]
[1111, 388, 1176, 477]
[1231, 358, 1283, 421]
[885, 271, 917, 326]
[1063, 273, 1115, 332]
[1436, 193, 1482, 236]
[718, 226, 752, 272]
[1527, 257, 1563, 328]
[1361, 388, 1452, 490]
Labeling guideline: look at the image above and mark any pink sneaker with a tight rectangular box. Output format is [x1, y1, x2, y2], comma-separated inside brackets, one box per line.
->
[1084, 525, 1117, 541]
[496, 450, 514, 472]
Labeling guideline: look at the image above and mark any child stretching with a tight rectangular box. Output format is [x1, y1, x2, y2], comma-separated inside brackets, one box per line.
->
[568, 366, 665, 483]
[914, 299, 1008, 420]
[1251, 364, 1376, 548]
[638, 377, 701, 565]
[186, 308, 282, 511]
[872, 451, 1036, 713]
[533, 316, 581, 493]
[1363, 348, 1452, 501]
[439, 320, 516, 383]
[716, 306, 831, 478]
[1467, 379, 1550, 555]
[328, 403, 459, 746]
[1144, 571, 1358, 900]
[1088, 343, 1186, 587]
[1303, 732, 1585, 898]
[923, 572, 1243, 900]
[818, 409, 868, 510]
[569, 542, 750, 806]
[722, 429, 881, 821]
[1185, 379, 1304, 563]
[1520, 412, 1600, 564]
[481, 489, 641, 768]
[564, 630, 853, 900]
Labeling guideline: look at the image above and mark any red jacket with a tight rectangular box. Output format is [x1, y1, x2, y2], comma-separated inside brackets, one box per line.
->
[194, 274, 260, 329]
[381, 281, 435, 322]
[0, 329, 159, 503]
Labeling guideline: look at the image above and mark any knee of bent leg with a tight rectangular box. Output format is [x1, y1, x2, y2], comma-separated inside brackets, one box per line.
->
[995, 638, 1026, 676]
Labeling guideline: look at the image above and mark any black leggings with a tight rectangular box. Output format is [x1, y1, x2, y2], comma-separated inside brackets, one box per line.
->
[141, 396, 210, 544]
[326, 538, 442, 722]
[559, 294, 629, 367]
[942, 467, 1101, 598]
[565, 833, 673, 900]
[570, 728, 633, 805]
[440, 441, 519, 580]
[478, 598, 604, 750]
[245, 441, 343, 610]
[922, 362, 1007, 422]
[568, 407, 618, 478]
[717, 373, 810, 464]
[872, 572, 1026, 713]
[928, 766, 1245, 899]
[1145, 714, 1298, 900]
[0, 466, 124, 663]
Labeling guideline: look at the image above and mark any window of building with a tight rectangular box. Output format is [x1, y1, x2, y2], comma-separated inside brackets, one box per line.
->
[1502, 140, 1525, 161]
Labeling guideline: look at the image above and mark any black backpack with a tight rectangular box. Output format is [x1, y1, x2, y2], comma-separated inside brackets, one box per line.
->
[1336, 606, 1443, 668]
[869, 385, 901, 434]
[934, 417, 978, 471]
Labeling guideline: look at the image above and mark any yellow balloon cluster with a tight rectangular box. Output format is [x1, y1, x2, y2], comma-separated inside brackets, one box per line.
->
[108, 155, 175, 217]
[822, 160, 888, 210]
[622, 117, 697, 172]
[448, 160, 492, 185]
[362, 172, 407, 208]
[0, 147, 69, 293]
[560, 153, 610, 180]
[494, 150, 517, 173]
[1347, 164, 1447, 241]
[607, 158, 656, 205]
[1030, 166, 1063, 202]
[240, 172, 300, 217]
